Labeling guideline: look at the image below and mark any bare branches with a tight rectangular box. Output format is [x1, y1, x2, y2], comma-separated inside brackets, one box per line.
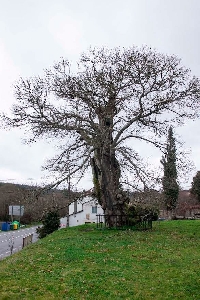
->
[1, 45, 200, 191]
[116, 134, 165, 152]
[117, 146, 158, 190]
[44, 147, 94, 189]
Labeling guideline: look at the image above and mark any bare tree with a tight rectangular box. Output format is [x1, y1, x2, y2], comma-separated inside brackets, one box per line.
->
[1, 46, 200, 226]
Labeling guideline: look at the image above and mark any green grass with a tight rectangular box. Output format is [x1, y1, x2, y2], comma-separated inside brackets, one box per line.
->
[0, 220, 200, 299]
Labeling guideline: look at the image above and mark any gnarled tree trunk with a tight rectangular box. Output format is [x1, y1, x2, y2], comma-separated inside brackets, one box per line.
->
[91, 115, 129, 227]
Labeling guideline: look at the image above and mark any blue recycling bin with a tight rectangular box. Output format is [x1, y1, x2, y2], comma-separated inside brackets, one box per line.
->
[1, 222, 10, 231]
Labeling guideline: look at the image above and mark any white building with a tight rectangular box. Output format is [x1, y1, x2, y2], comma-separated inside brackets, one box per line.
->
[69, 196, 104, 227]
[60, 196, 104, 227]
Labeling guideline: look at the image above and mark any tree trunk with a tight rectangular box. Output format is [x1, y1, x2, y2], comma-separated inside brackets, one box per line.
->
[166, 209, 174, 220]
[91, 146, 128, 227]
[91, 114, 129, 227]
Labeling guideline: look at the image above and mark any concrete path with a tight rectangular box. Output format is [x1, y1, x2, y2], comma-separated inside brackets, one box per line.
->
[0, 226, 38, 260]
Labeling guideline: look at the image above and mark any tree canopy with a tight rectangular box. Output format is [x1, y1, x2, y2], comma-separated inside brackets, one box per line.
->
[1, 46, 200, 224]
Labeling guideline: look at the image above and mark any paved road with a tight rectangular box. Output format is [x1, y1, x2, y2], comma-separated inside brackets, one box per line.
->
[0, 226, 38, 260]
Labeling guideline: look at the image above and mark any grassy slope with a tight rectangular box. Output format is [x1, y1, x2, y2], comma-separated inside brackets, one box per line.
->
[0, 220, 199, 300]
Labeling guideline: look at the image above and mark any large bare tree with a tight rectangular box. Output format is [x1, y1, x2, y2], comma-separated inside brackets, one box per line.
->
[1, 46, 200, 225]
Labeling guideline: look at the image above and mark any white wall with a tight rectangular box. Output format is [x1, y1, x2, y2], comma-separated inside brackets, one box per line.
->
[69, 200, 83, 215]
[60, 217, 67, 228]
[68, 197, 104, 227]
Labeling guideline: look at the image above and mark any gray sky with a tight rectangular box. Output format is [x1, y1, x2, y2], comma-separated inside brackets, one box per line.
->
[0, 0, 200, 189]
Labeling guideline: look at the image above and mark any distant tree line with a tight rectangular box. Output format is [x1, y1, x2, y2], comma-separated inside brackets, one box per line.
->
[0, 183, 72, 223]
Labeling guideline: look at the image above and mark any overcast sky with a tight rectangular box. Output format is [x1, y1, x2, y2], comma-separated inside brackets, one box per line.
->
[0, 0, 200, 190]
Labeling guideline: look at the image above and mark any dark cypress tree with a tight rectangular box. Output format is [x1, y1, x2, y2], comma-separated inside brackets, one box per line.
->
[161, 126, 179, 211]
[190, 171, 200, 202]
[36, 209, 60, 239]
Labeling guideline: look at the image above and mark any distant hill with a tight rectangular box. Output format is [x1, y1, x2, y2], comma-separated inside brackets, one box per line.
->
[0, 182, 76, 223]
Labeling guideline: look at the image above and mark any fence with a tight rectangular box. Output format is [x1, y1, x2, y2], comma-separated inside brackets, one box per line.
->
[22, 234, 33, 248]
[96, 214, 152, 230]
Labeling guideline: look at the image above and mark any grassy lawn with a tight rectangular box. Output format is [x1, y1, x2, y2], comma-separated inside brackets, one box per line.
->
[0, 220, 199, 300]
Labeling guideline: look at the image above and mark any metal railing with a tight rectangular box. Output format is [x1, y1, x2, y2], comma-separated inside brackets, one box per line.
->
[96, 214, 152, 230]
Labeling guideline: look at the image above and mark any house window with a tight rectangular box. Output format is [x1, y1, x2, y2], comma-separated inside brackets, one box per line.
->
[92, 206, 97, 214]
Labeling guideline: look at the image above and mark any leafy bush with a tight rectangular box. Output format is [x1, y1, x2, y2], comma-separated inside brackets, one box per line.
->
[36, 209, 60, 239]
[135, 204, 159, 221]
[126, 203, 159, 222]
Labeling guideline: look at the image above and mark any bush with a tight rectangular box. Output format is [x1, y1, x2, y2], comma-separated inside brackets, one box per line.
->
[126, 203, 159, 222]
[135, 205, 158, 221]
[36, 209, 60, 239]
[20, 213, 33, 225]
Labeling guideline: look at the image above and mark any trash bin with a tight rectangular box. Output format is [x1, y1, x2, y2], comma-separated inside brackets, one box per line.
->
[10, 224, 14, 230]
[1, 222, 10, 231]
[13, 223, 18, 230]
[12, 221, 20, 230]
